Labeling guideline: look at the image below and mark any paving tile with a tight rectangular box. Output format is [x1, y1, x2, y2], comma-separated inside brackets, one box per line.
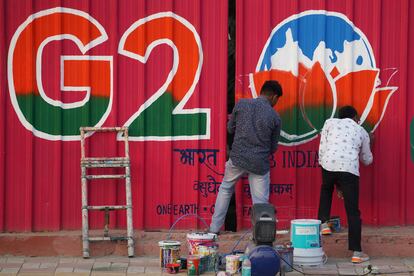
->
[73, 268, 92, 273]
[98, 257, 130, 263]
[90, 272, 126, 276]
[55, 267, 74, 273]
[18, 273, 54, 276]
[303, 268, 338, 275]
[338, 267, 356, 275]
[0, 264, 22, 269]
[39, 262, 58, 268]
[336, 262, 355, 268]
[25, 258, 59, 263]
[58, 258, 77, 264]
[77, 259, 95, 264]
[111, 263, 129, 269]
[55, 273, 90, 276]
[144, 266, 162, 273]
[285, 272, 304, 276]
[403, 259, 414, 266]
[371, 258, 405, 265]
[319, 264, 338, 269]
[93, 267, 113, 272]
[56, 263, 76, 268]
[21, 262, 40, 269]
[129, 258, 158, 267]
[93, 262, 111, 269]
[106, 268, 127, 273]
[0, 272, 17, 276]
[19, 268, 55, 273]
[0, 268, 19, 273]
[127, 266, 145, 273]
[381, 274, 411, 276]
[5, 258, 24, 264]
[73, 264, 93, 270]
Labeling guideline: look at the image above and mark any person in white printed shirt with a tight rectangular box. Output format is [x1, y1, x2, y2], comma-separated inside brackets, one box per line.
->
[318, 106, 373, 264]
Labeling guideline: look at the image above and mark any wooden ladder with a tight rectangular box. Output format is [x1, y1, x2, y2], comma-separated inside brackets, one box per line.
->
[80, 127, 134, 258]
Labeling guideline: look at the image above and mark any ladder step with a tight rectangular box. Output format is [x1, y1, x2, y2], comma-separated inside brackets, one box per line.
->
[82, 157, 129, 162]
[85, 174, 127, 180]
[88, 236, 129, 241]
[81, 158, 130, 168]
[82, 163, 129, 168]
[80, 126, 127, 133]
[86, 205, 130, 210]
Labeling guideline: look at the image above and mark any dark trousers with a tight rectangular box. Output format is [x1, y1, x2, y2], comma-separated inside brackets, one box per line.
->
[318, 168, 362, 252]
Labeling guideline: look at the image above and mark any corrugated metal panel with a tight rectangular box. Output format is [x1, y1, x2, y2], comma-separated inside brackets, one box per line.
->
[0, 0, 228, 231]
[236, 0, 414, 229]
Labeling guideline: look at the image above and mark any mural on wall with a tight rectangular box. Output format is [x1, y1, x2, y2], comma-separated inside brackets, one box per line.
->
[236, 0, 413, 229]
[249, 11, 398, 145]
[238, 10, 398, 228]
[0, 0, 228, 231]
[8, 8, 209, 141]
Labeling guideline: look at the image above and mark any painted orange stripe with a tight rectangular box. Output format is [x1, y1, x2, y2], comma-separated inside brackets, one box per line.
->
[123, 17, 199, 102]
[13, 12, 103, 95]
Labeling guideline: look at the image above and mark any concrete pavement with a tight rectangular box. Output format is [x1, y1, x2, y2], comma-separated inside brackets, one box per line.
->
[1, 255, 414, 275]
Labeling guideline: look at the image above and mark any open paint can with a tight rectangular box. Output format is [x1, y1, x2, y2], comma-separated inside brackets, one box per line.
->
[186, 232, 217, 255]
[158, 240, 181, 268]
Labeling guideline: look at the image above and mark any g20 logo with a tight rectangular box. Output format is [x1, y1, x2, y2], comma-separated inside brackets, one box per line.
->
[249, 10, 398, 145]
[8, 7, 209, 141]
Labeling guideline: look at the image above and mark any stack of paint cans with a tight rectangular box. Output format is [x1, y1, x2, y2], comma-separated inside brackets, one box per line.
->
[186, 232, 219, 274]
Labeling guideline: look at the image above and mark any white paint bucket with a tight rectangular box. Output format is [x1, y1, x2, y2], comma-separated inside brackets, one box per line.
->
[290, 219, 325, 266]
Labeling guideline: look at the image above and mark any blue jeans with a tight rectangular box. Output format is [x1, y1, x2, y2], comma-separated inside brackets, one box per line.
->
[209, 159, 270, 233]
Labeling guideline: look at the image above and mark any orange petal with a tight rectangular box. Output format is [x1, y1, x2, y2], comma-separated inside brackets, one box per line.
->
[335, 69, 378, 118]
[362, 86, 397, 132]
[249, 68, 304, 114]
[300, 62, 335, 130]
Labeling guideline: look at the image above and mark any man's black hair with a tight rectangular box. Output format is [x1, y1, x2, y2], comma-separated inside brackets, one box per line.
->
[260, 80, 283, 98]
[338, 105, 357, 119]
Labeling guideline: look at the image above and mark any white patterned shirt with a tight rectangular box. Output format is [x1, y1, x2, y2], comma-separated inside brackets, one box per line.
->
[318, 118, 373, 176]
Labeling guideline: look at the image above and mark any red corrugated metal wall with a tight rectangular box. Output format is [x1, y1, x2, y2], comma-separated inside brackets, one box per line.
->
[1, 0, 413, 232]
[0, 0, 228, 231]
[236, 0, 414, 229]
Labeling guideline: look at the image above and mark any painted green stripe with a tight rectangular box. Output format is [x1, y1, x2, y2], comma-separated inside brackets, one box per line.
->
[279, 105, 332, 141]
[17, 94, 109, 136]
[128, 92, 207, 137]
[279, 104, 376, 145]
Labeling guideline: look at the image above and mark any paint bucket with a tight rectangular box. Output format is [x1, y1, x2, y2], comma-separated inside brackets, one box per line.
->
[198, 243, 218, 272]
[158, 240, 181, 268]
[186, 232, 217, 255]
[187, 255, 200, 275]
[328, 216, 341, 232]
[290, 219, 325, 266]
[274, 244, 294, 272]
[225, 255, 240, 274]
